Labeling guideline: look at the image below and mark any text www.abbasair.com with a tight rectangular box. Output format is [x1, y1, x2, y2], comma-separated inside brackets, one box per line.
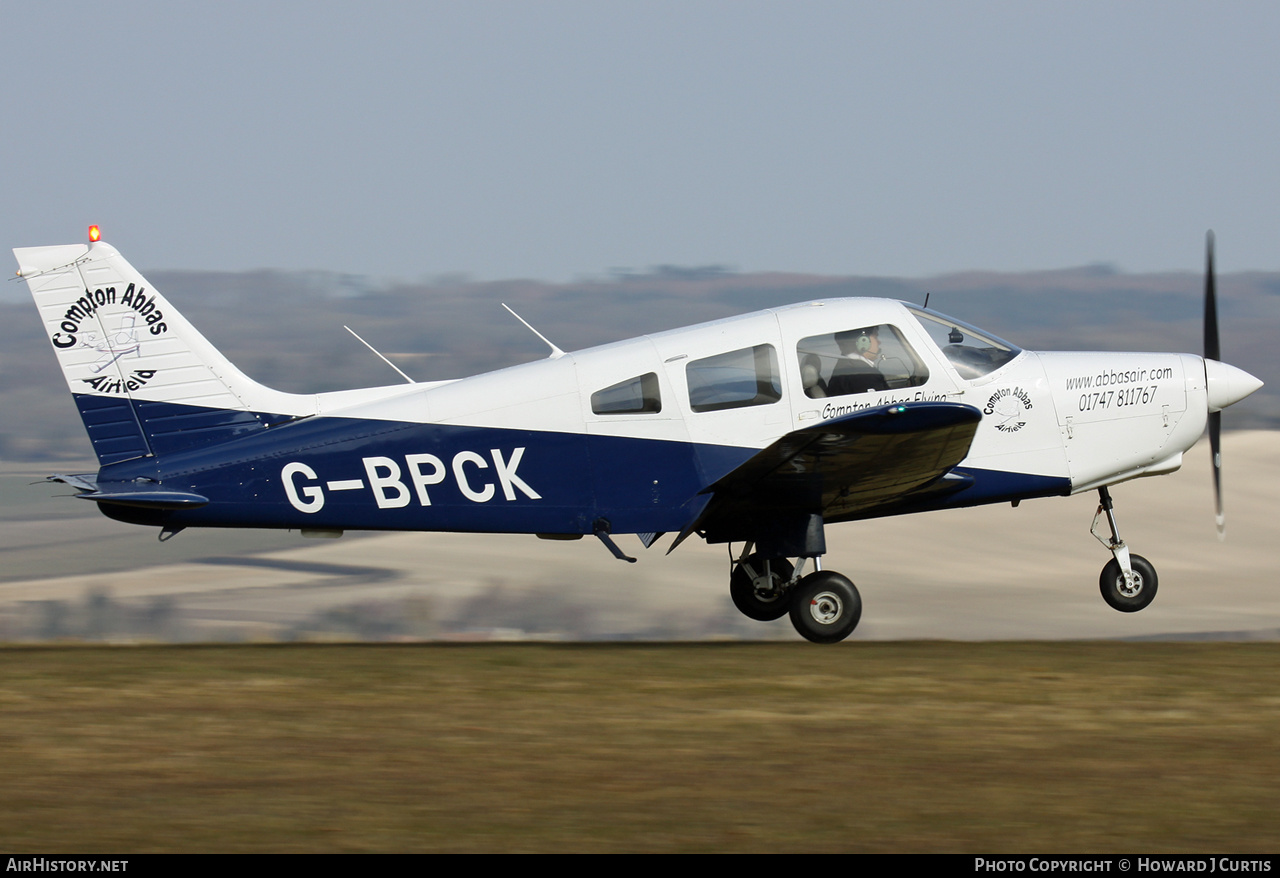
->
[1065, 366, 1174, 391]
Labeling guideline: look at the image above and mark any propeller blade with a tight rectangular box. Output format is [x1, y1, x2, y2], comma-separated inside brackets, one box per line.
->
[1204, 231, 1224, 539]
[1204, 230, 1220, 362]
[1210, 410, 1224, 539]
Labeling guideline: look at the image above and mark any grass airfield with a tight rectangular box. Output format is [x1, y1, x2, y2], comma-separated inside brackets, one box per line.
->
[0, 432, 1277, 851]
[1, 641, 1278, 852]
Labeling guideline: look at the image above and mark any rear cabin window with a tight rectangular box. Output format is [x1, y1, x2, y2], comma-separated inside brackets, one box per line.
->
[796, 324, 929, 399]
[686, 344, 783, 413]
[591, 373, 662, 414]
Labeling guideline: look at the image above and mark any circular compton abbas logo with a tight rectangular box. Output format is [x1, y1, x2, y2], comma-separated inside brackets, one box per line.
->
[983, 386, 1033, 433]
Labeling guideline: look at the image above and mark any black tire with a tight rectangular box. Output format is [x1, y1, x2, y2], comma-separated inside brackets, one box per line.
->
[1099, 554, 1158, 613]
[788, 571, 862, 644]
[730, 555, 795, 621]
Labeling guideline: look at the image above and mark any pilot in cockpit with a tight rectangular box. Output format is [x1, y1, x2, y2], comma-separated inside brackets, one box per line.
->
[827, 326, 890, 396]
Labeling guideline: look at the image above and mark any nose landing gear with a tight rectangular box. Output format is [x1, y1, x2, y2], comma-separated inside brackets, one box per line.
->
[1092, 486, 1159, 612]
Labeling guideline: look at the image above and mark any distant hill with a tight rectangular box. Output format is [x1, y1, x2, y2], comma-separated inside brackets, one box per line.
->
[2, 266, 1275, 460]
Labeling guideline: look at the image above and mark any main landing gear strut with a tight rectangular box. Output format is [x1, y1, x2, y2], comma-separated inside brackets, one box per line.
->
[1092, 486, 1158, 612]
[730, 545, 863, 643]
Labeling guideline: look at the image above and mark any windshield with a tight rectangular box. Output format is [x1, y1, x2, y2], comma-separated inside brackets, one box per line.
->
[907, 306, 1021, 380]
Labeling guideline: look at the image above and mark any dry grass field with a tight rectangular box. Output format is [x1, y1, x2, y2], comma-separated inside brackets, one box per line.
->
[1, 641, 1277, 853]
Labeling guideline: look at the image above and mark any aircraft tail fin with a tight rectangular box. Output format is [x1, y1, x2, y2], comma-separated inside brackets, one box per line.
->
[15, 240, 314, 466]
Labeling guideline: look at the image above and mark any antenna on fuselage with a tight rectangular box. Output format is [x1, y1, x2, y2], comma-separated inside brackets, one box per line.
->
[501, 303, 565, 359]
[922, 292, 931, 309]
[343, 325, 415, 384]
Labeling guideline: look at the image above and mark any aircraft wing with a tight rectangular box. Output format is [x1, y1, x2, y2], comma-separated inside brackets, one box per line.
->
[673, 402, 982, 550]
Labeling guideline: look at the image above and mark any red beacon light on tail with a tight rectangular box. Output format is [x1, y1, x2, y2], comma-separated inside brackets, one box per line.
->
[88, 225, 101, 243]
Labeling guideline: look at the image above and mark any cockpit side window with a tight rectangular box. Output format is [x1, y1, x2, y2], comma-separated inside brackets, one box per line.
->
[796, 324, 928, 399]
[687, 344, 783, 413]
[907, 307, 1021, 380]
[591, 373, 662, 415]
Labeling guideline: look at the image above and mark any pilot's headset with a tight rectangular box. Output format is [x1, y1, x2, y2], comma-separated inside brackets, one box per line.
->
[854, 328, 874, 353]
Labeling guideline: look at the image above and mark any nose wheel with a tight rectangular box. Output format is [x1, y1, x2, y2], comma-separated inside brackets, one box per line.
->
[1099, 554, 1158, 612]
[1092, 487, 1159, 613]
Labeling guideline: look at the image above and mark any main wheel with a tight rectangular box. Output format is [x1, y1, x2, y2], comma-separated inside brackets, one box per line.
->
[730, 555, 795, 621]
[788, 571, 862, 644]
[1099, 554, 1158, 613]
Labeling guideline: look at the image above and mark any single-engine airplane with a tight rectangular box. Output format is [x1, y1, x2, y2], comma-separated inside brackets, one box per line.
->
[15, 230, 1262, 642]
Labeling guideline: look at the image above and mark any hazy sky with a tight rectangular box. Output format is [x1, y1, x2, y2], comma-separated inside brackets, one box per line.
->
[4, 1, 1278, 282]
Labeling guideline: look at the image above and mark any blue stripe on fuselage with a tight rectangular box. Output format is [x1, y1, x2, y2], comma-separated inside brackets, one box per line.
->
[87, 398, 750, 535]
[79, 397, 1073, 538]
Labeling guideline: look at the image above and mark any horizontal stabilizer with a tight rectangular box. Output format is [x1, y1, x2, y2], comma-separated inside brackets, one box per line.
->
[45, 473, 98, 492]
[76, 488, 210, 509]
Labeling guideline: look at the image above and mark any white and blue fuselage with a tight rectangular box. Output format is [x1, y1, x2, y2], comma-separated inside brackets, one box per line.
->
[15, 241, 1244, 537]
[15, 238, 1262, 641]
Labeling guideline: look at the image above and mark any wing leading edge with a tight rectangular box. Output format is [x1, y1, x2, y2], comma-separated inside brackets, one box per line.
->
[672, 401, 983, 551]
